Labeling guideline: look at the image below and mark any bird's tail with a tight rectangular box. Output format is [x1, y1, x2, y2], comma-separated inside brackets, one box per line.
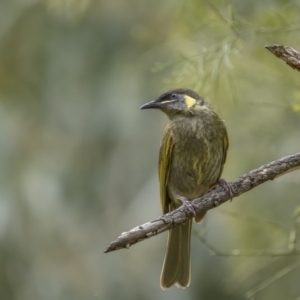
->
[160, 219, 192, 289]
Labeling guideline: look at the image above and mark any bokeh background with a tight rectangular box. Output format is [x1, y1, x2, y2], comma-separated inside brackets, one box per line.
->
[0, 0, 300, 299]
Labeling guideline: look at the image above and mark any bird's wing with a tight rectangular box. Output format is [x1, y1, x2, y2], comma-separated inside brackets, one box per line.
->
[218, 127, 229, 180]
[158, 125, 173, 214]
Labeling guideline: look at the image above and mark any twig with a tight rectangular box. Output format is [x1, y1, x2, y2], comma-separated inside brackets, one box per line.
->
[245, 260, 300, 298]
[265, 44, 300, 71]
[194, 206, 300, 256]
[104, 153, 300, 253]
[288, 208, 300, 251]
[217, 208, 290, 232]
[194, 229, 300, 257]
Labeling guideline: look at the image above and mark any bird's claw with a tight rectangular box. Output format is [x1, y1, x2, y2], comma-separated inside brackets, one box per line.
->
[177, 196, 197, 217]
[218, 179, 235, 201]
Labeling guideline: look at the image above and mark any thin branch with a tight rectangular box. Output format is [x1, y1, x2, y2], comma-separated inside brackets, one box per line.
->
[207, 1, 240, 37]
[245, 260, 300, 298]
[217, 208, 290, 232]
[288, 208, 300, 251]
[265, 44, 300, 71]
[195, 205, 300, 256]
[255, 24, 300, 35]
[104, 153, 300, 253]
[194, 229, 300, 257]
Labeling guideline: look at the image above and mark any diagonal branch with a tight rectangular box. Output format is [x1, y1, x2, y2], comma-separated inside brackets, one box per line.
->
[104, 153, 300, 253]
[265, 44, 300, 71]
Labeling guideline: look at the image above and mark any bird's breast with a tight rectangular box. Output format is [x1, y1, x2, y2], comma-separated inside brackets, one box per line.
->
[167, 116, 224, 201]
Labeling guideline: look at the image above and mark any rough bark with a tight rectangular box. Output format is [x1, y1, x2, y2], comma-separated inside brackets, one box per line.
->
[104, 153, 300, 253]
[265, 44, 300, 71]
[104, 44, 300, 254]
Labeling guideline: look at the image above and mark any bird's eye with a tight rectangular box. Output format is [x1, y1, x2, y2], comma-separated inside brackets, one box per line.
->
[170, 93, 177, 99]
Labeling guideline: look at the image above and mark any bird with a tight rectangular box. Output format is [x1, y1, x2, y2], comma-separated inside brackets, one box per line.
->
[140, 88, 229, 289]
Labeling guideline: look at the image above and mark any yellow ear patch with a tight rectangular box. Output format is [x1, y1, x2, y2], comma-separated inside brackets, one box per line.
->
[184, 95, 196, 108]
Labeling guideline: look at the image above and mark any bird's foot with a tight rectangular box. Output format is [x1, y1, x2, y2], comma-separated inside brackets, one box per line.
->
[177, 196, 197, 217]
[218, 179, 235, 201]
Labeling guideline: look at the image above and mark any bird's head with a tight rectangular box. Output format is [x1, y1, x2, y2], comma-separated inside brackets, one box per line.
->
[140, 88, 208, 118]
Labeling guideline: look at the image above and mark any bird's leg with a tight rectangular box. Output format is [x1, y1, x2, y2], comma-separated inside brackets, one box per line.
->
[218, 179, 235, 201]
[177, 195, 197, 217]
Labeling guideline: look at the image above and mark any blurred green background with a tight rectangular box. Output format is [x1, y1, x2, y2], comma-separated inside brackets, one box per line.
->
[0, 0, 300, 299]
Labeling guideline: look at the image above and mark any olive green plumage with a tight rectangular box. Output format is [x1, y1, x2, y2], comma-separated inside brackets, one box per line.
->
[140, 88, 228, 289]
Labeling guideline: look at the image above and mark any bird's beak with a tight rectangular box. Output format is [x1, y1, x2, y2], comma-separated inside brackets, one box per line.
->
[140, 100, 160, 110]
[140, 99, 176, 110]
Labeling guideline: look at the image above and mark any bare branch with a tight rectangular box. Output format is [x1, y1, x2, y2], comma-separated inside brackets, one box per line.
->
[217, 208, 290, 232]
[104, 153, 300, 253]
[265, 44, 300, 71]
[194, 214, 300, 257]
[245, 260, 300, 299]
[194, 228, 300, 257]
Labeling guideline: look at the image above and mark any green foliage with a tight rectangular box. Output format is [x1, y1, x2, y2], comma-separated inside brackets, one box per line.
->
[0, 0, 299, 299]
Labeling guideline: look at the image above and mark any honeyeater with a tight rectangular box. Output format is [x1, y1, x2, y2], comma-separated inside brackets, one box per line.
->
[140, 88, 229, 289]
